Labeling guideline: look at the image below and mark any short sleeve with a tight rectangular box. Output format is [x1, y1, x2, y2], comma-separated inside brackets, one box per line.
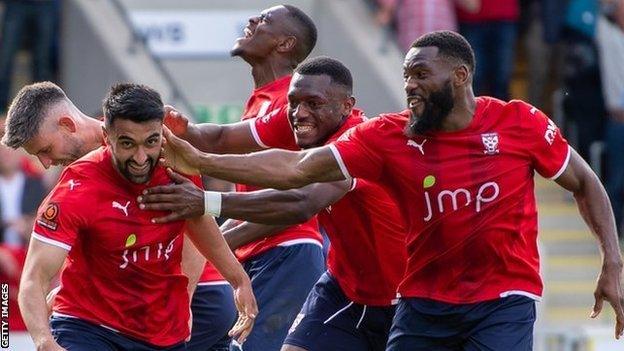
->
[329, 119, 385, 182]
[32, 169, 90, 251]
[519, 102, 571, 179]
[249, 106, 297, 150]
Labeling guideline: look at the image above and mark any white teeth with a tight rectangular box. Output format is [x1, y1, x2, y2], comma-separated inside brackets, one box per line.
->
[296, 125, 314, 133]
[244, 28, 252, 37]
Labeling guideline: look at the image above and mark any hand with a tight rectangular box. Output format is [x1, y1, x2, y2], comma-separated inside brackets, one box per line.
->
[161, 127, 203, 176]
[164, 105, 190, 136]
[591, 261, 624, 339]
[138, 168, 205, 223]
[228, 280, 258, 344]
[46, 286, 61, 315]
[36, 338, 66, 351]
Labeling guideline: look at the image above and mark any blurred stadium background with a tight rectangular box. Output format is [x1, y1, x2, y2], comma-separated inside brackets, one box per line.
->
[1, 0, 623, 350]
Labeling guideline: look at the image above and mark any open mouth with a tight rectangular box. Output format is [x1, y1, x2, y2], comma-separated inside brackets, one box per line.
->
[294, 124, 315, 135]
[128, 162, 150, 175]
[243, 27, 253, 38]
[407, 95, 424, 109]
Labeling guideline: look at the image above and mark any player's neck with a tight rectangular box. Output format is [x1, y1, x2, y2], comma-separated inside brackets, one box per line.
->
[250, 59, 293, 89]
[439, 91, 477, 132]
[82, 116, 105, 152]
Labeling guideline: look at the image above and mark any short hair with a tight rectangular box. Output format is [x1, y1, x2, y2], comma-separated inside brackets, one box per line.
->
[283, 5, 317, 63]
[411, 31, 475, 72]
[102, 83, 164, 127]
[295, 56, 353, 93]
[1, 81, 68, 149]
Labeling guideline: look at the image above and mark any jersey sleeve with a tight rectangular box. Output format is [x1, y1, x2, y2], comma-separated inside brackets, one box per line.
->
[518, 101, 571, 179]
[32, 168, 90, 251]
[249, 106, 297, 150]
[329, 119, 385, 182]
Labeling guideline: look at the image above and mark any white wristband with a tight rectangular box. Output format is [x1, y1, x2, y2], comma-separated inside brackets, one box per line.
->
[204, 191, 222, 217]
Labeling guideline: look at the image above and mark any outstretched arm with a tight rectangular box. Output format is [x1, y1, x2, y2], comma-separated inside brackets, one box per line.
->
[139, 171, 350, 225]
[19, 240, 68, 351]
[162, 127, 346, 190]
[555, 148, 624, 339]
[164, 105, 263, 154]
[220, 181, 351, 224]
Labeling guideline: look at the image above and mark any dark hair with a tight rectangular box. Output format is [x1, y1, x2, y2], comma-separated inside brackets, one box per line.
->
[283, 5, 317, 63]
[295, 56, 353, 92]
[1, 82, 68, 148]
[103, 83, 164, 127]
[411, 31, 475, 72]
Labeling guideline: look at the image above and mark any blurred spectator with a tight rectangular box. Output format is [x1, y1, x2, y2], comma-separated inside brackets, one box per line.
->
[0, 244, 27, 331]
[560, 0, 606, 163]
[457, 0, 520, 101]
[596, 0, 624, 235]
[522, 0, 567, 111]
[375, 0, 480, 52]
[0, 0, 59, 113]
[0, 143, 46, 246]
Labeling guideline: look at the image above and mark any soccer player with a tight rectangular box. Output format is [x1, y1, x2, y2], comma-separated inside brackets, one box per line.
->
[160, 31, 624, 349]
[139, 57, 407, 351]
[1, 81, 238, 350]
[16, 83, 257, 351]
[162, 5, 323, 350]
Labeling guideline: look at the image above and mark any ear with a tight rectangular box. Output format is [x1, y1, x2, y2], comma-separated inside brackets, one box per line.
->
[453, 64, 470, 87]
[341, 96, 356, 117]
[58, 116, 77, 133]
[276, 35, 297, 54]
[101, 125, 111, 146]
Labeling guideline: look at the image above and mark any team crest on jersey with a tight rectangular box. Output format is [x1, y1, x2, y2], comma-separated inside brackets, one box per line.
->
[481, 133, 500, 155]
[37, 203, 59, 230]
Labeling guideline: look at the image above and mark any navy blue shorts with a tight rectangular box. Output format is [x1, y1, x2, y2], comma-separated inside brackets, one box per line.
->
[386, 295, 536, 351]
[284, 272, 395, 351]
[187, 283, 237, 351]
[230, 243, 324, 351]
[50, 316, 185, 350]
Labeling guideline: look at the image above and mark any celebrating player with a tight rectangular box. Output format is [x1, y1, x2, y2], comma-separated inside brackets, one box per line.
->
[160, 31, 624, 349]
[16, 83, 257, 351]
[1, 81, 239, 350]
[139, 57, 407, 351]
[162, 5, 323, 350]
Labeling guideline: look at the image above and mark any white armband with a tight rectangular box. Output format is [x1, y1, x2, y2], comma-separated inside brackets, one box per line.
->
[204, 191, 222, 217]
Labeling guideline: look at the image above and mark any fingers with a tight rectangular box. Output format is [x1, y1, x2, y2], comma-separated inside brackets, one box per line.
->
[150, 213, 185, 224]
[166, 167, 191, 183]
[592, 292, 604, 318]
[608, 297, 624, 339]
[228, 314, 255, 344]
[141, 185, 177, 196]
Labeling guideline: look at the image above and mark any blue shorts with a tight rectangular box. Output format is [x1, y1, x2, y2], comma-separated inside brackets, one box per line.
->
[284, 272, 395, 351]
[231, 243, 324, 351]
[50, 316, 185, 350]
[187, 283, 237, 351]
[386, 295, 536, 351]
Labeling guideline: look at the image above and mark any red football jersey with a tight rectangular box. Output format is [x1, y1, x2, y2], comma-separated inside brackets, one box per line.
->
[236, 75, 322, 262]
[331, 97, 570, 304]
[32, 147, 200, 347]
[253, 107, 407, 306]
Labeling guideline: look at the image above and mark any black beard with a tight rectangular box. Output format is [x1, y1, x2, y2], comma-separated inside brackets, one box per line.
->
[119, 157, 156, 184]
[404, 81, 455, 137]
